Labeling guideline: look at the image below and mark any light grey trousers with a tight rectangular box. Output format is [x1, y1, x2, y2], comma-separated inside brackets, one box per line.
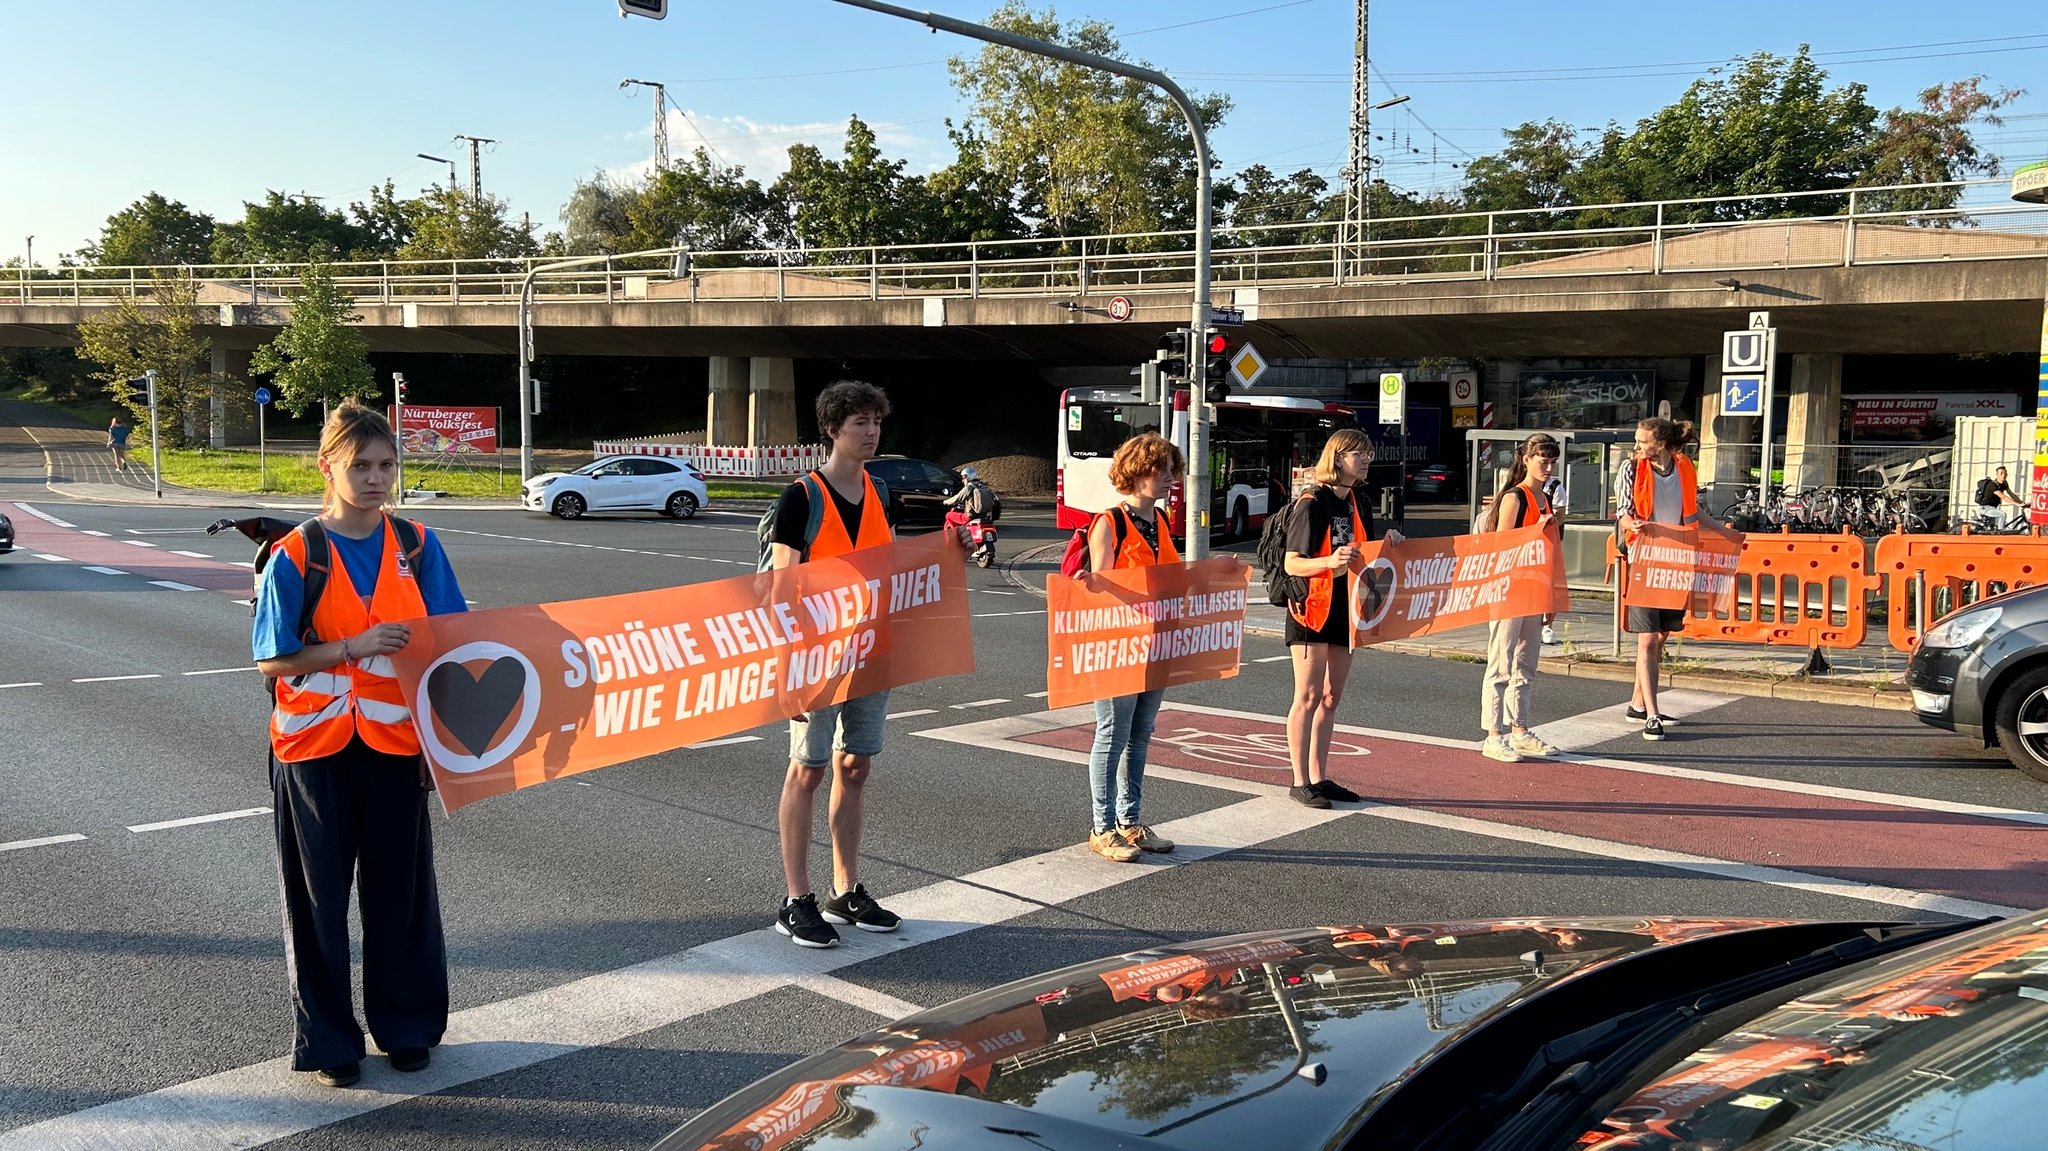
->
[1481, 614, 1545, 734]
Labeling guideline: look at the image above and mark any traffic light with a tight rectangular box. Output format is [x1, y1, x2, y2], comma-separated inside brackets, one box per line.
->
[619, 0, 667, 18]
[393, 373, 408, 406]
[1203, 332, 1232, 405]
[1154, 329, 1190, 379]
[531, 377, 550, 415]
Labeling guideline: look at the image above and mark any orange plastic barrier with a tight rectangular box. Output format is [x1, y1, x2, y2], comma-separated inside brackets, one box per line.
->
[1872, 531, 2048, 650]
[1680, 533, 1871, 649]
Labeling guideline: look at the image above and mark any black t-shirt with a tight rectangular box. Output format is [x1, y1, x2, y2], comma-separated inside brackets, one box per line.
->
[1286, 485, 1374, 557]
[772, 474, 890, 553]
[1979, 478, 2012, 507]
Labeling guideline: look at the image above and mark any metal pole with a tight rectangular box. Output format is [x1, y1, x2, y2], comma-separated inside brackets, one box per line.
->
[145, 369, 161, 499]
[259, 401, 267, 491]
[827, 0, 1213, 556]
[1758, 326, 1778, 503]
[392, 371, 407, 504]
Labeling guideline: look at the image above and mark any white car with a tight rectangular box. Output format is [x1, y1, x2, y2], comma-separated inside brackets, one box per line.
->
[522, 454, 709, 520]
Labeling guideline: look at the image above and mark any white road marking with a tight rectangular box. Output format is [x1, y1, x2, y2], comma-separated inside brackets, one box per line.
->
[1026, 691, 1049, 699]
[171, 550, 212, 559]
[126, 808, 271, 834]
[950, 698, 1009, 709]
[686, 735, 762, 750]
[122, 540, 159, 549]
[233, 561, 254, 569]
[1255, 654, 1292, 663]
[789, 974, 926, 1020]
[0, 833, 86, 853]
[148, 581, 204, 592]
[80, 530, 109, 537]
[11, 503, 74, 527]
[32, 552, 67, 562]
[0, 795, 1343, 1150]
[1532, 690, 1732, 751]
[72, 674, 161, 684]
[83, 565, 129, 576]
[182, 667, 251, 677]
[886, 708, 936, 720]
[979, 589, 1018, 596]
[0, 682, 43, 690]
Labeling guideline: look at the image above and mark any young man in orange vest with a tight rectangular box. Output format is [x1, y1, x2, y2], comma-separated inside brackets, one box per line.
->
[1615, 416, 1709, 741]
[765, 380, 903, 948]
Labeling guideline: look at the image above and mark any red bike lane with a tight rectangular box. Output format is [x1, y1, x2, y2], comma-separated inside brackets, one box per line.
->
[4, 503, 252, 596]
[1017, 705, 2048, 911]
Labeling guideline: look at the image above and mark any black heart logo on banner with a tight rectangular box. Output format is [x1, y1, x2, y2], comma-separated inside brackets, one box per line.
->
[427, 657, 528, 758]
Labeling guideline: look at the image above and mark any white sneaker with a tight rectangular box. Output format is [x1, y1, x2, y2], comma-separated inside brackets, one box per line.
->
[1481, 735, 1523, 763]
[1508, 731, 1559, 757]
[1541, 624, 1558, 645]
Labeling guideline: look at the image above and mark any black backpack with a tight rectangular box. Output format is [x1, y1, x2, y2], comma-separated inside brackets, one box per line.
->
[1256, 496, 1312, 607]
[208, 515, 425, 693]
[1976, 477, 1999, 507]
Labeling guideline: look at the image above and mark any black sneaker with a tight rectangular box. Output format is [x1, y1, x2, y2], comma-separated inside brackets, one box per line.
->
[1288, 785, 1332, 809]
[1625, 705, 1678, 726]
[388, 1047, 430, 1073]
[314, 1060, 361, 1088]
[1314, 779, 1361, 804]
[1642, 716, 1665, 742]
[823, 884, 901, 933]
[776, 893, 841, 948]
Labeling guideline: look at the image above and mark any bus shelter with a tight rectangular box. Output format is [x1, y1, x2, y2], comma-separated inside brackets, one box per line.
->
[1464, 428, 1632, 589]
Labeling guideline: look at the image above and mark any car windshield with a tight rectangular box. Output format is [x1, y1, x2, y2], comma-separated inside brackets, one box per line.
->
[572, 458, 621, 476]
[1573, 916, 2048, 1150]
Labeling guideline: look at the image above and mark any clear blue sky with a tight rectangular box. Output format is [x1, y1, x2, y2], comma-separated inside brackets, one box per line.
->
[3, 1, 2043, 263]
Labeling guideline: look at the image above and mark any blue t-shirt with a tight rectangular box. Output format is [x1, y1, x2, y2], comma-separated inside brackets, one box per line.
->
[252, 521, 467, 660]
[108, 424, 131, 446]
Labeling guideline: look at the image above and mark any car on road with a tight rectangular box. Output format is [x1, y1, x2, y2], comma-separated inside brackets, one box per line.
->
[522, 454, 709, 520]
[1907, 581, 2048, 782]
[1406, 462, 1463, 499]
[653, 909, 2041, 1151]
[0, 509, 13, 558]
[864, 455, 1000, 529]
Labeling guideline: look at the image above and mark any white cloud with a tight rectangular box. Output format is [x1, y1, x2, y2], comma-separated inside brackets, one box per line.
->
[605, 107, 952, 185]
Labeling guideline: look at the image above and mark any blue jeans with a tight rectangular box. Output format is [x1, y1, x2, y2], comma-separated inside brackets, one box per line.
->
[1089, 689, 1164, 833]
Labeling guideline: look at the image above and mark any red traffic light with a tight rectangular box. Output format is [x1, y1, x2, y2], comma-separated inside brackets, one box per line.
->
[1206, 333, 1229, 355]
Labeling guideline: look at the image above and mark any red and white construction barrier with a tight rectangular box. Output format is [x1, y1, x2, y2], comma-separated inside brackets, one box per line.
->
[591, 440, 832, 478]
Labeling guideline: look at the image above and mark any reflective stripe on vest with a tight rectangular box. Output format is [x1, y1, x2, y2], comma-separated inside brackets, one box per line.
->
[807, 471, 893, 561]
[1103, 505, 1179, 569]
[269, 516, 431, 762]
[1289, 491, 1367, 634]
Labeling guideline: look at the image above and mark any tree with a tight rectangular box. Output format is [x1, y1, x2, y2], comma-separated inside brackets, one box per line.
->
[1859, 76, 2023, 214]
[75, 271, 214, 447]
[774, 116, 935, 255]
[211, 191, 373, 265]
[1459, 120, 1586, 220]
[920, 122, 1026, 244]
[78, 193, 217, 267]
[249, 261, 375, 418]
[558, 171, 642, 255]
[1223, 165, 1334, 247]
[397, 186, 540, 261]
[349, 180, 416, 256]
[625, 150, 789, 261]
[947, 2, 1228, 241]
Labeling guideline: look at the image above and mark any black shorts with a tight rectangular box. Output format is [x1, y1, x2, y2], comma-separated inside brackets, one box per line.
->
[1625, 606, 1687, 634]
[1285, 579, 1352, 647]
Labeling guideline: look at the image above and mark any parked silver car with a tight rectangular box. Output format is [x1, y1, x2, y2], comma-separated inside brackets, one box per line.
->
[1906, 581, 2048, 782]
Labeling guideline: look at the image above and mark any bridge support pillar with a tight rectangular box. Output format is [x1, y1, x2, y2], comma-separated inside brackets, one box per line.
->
[1697, 369, 1754, 513]
[748, 356, 797, 447]
[1782, 353, 1842, 493]
[208, 347, 256, 447]
[707, 356, 748, 445]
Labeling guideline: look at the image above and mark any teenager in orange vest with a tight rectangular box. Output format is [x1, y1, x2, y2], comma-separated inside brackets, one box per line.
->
[253, 404, 468, 1089]
[1479, 433, 1562, 762]
[765, 380, 904, 949]
[1082, 432, 1184, 863]
[1281, 427, 1404, 807]
[1615, 416, 1706, 741]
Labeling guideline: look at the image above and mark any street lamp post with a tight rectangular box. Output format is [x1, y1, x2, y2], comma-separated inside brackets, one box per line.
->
[417, 153, 457, 192]
[825, 0, 1217, 558]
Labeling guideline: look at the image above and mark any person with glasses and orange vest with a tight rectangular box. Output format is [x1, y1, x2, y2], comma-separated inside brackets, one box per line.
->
[1477, 432, 1563, 763]
[1281, 427, 1404, 808]
[252, 404, 469, 1089]
[1614, 416, 1710, 742]
[764, 380, 914, 951]
[1079, 432, 1187, 863]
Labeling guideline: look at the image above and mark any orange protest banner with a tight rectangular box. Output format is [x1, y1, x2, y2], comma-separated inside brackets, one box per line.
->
[1622, 520, 1742, 616]
[1349, 524, 1568, 647]
[1045, 557, 1251, 709]
[386, 532, 973, 812]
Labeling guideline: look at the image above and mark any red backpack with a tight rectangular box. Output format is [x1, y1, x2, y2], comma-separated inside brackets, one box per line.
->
[1059, 507, 1162, 578]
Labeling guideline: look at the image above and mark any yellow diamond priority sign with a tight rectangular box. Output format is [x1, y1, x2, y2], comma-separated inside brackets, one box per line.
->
[1229, 342, 1268, 388]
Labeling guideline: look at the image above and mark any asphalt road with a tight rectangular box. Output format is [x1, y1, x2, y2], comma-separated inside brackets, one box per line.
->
[3, 478, 2045, 1150]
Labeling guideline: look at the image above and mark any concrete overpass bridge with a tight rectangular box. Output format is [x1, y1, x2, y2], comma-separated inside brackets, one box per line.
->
[5, 180, 2045, 453]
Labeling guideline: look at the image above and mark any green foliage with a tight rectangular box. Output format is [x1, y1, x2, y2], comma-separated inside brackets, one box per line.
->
[557, 170, 639, 255]
[624, 151, 789, 261]
[348, 180, 417, 255]
[74, 271, 213, 448]
[249, 261, 375, 418]
[1859, 76, 2023, 214]
[79, 193, 217, 266]
[212, 191, 372, 264]
[398, 186, 540, 261]
[776, 116, 932, 253]
[1222, 165, 1335, 246]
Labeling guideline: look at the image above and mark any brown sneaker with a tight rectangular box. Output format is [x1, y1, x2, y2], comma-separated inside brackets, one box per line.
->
[1118, 824, 1175, 853]
[1089, 828, 1141, 862]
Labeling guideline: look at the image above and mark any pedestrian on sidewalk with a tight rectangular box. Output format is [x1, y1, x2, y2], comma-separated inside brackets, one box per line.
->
[107, 416, 130, 472]
[1281, 428, 1404, 807]
[765, 380, 905, 949]
[1478, 433, 1562, 762]
[1615, 416, 1714, 741]
[1082, 432, 1184, 863]
[253, 403, 468, 1089]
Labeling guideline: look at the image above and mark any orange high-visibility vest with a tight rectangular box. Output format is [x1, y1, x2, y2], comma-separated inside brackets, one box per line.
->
[1100, 504, 1179, 570]
[1289, 490, 1367, 633]
[269, 516, 430, 763]
[1626, 454, 1698, 542]
[1502, 479, 1551, 529]
[807, 470, 893, 560]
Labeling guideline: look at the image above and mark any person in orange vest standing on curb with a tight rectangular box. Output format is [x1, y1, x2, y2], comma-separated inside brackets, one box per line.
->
[1615, 416, 1708, 741]
[253, 403, 469, 1089]
[1081, 432, 1185, 863]
[1478, 432, 1563, 762]
[1281, 427, 1404, 807]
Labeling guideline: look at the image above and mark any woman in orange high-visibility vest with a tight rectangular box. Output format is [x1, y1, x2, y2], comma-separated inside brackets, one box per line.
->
[1479, 433, 1563, 763]
[1281, 427, 1405, 808]
[253, 404, 469, 1090]
[1081, 432, 1185, 864]
[1614, 416, 1706, 742]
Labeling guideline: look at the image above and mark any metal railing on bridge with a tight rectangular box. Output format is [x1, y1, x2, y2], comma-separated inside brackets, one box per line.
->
[6, 179, 2045, 311]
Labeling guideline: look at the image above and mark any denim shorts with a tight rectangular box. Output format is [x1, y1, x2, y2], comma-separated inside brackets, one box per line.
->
[788, 689, 891, 768]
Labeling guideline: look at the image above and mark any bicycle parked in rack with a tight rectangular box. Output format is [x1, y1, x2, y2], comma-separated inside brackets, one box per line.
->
[1723, 485, 1940, 536]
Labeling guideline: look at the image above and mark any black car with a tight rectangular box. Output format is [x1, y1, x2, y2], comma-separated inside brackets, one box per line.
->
[0, 509, 12, 558]
[1906, 581, 2048, 782]
[864, 456, 1000, 529]
[655, 910, 2043, 1151]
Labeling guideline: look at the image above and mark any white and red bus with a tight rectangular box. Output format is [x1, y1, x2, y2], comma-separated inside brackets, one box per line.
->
[1056, 387, 1363, 537]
